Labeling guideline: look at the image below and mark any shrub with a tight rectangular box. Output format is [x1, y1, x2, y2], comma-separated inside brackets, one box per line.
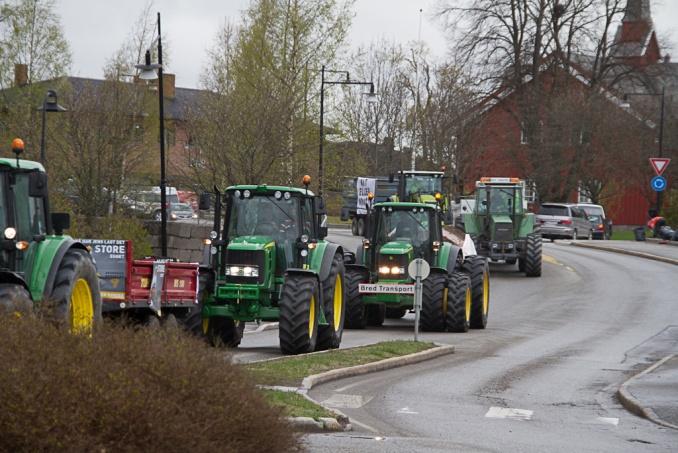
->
[0, 316, 300, 452]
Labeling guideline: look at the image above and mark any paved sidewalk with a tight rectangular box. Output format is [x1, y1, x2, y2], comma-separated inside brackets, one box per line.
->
[618, 355, 678, 430]
[569, 240, 678, 265]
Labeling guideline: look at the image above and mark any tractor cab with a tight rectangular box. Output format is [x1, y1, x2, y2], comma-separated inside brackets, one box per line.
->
[221, 184, 327, 276]
[474, 177, 525, 235]
[364, 202, 442, 279]
[0, 139, 70, 278]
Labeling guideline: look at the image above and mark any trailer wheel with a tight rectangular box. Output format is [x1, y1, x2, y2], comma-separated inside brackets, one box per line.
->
[0, 283, 32, 317]
[279, 274, 319, 354]
[462, 256, 489, 329]
[524, 233, 542, 277]
[366, 304, 385, 326]
[385, 307, 407, 318]
[351, 218, 358, 236]
[445, 272, 471, 332]
[50, 248, 102, 334]
[206, 317, 244, 347]
[421, 271, 447, 331]
[316, 253, 346, 350]
[344, 268, 367, 329]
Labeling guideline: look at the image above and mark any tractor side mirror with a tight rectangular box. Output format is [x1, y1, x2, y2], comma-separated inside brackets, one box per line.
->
[29, 171, 48, 198]
[314, 196, 326, 215]
[318, 213, 328, 239]
[198, 192, 211, 210]
[51, 212, 70, 235]
[389, 173, 395, 183]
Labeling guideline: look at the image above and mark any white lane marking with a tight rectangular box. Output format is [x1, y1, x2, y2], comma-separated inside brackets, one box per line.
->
[322, 394, 370, 409]
[334, 375, 386, 393]
[595, 417, 619, 426]
[485, 406, 533, 421]
[397, 407, 419, 415]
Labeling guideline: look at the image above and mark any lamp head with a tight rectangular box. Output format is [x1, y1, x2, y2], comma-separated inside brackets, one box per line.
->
[11, 138, 24, 156]
[365, 83, 378, 104]
[135, 50, 161, 80]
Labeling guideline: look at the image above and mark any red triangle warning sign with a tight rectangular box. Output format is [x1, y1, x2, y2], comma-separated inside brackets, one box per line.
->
[650, 158, 671, 176]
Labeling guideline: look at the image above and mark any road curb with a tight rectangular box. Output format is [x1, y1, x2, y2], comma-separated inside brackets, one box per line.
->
[301, 343, 455, 390]
[570, 242, 678, 266]
[617, 354, 678, 430]
[268, 342, 454, 433]
[328, 223, 350, 230]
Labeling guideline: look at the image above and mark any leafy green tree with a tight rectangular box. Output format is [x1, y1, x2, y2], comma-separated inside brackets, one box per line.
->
[185, 0, 354, 191]
[0, 0, 71, 89]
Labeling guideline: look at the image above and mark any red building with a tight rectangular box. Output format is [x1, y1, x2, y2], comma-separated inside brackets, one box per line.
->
[463, 0, 676, 227]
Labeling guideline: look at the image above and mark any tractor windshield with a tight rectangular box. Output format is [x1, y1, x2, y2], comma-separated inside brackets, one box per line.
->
[477, 187, 523, 216]
[227, 192, 300, 243]
[375, 207, 432, 253]
[404, 175, 442, 195]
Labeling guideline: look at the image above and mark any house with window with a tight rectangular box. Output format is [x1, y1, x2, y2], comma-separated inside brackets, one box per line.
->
[462, 0, 676, 226]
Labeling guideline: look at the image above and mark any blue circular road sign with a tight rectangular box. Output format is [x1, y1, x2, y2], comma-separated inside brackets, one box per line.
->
[651, 175, 667, 192]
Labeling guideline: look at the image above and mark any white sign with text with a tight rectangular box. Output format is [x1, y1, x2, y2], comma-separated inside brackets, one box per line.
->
[356, 177, 376, 215]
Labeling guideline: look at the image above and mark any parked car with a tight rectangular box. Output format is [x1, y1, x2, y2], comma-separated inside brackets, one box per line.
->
[577, 203, 612, 240]
[537, 203, 593, 241]
[169, 202, 198, 221]
[122, 186, 180, 220]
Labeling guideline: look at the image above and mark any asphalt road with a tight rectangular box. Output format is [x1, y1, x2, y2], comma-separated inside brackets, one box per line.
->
[301, 233, 678, 452]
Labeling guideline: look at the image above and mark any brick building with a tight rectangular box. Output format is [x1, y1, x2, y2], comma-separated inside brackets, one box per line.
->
[463, 0, 677, 226]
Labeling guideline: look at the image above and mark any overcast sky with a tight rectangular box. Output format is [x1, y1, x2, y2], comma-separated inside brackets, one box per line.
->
[58, 0, 678, 89]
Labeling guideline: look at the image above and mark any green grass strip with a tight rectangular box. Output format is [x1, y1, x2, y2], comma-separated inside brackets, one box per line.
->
[260, 390, 335, 420]
[246, 340, 435, 387]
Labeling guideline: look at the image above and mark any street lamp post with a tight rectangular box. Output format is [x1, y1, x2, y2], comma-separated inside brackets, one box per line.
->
[38, 89, 67, 164]
[624, 87, 666, 215]
[135, 12, 168, 257]
[318, 65, 376, 196]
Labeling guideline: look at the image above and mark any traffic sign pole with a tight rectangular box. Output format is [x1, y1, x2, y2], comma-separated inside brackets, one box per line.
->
[408, 258, 430, 342]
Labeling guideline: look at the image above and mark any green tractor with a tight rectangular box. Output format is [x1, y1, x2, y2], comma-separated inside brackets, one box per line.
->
[199, 178, 347, 354]
[462, 177, 542, 277]
[390, 170, 453, 223]
[0, 139, 101, 330]
[345, 201, 490, 332]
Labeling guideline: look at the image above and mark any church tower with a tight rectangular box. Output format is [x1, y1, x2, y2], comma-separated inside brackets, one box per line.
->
[612, 0, 661, 68]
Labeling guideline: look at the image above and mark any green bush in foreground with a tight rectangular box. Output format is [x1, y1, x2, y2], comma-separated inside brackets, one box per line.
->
[0, 316, 300, 452]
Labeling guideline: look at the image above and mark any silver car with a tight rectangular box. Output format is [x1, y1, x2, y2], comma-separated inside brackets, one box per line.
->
[537, 203, 593, 241]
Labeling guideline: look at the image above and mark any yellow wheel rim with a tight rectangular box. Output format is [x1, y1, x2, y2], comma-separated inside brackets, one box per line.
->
[202, 318, 209, 335]
[70, 278, 93, 334]
[333, 274, 343, 331]
[465, 287, 472, 323]
[309, 294, 316, 338]
[442, 287, 449, 316]
[482, 272, 489, 315]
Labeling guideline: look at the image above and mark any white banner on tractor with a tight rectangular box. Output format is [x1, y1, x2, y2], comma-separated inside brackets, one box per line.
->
[356, 177, 376, 215]
[359, 283, 414, 295]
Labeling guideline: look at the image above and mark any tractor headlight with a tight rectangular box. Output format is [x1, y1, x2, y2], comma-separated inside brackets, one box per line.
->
[390, 266, 405, 275]
[491, 242, 499, 249]
[379, 265, 391, 274]
[301, 234, 309, 243]
[4, 227, 16, 240]
[170, 213, 177, 219]
[209, 230, 218, 240]
[225, 265, 259, 277]
[507, 243, 514, 249]
[432, 241, 441, 252]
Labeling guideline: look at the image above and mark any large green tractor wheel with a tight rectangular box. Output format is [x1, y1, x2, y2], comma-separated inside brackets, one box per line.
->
[279, 274, 320, 354]
[445, 272, 471, 332]
[50, 248, 102, 333]
[462, 255, 490, 329]
[0, 283, 32, 317]
[316, 253, 346, 350]
[204, 317, 245, 347]
[344, 267, 367, 329]
[524, 233, 542, 277]
[385, 307, 407, 319]
[421, 271, 447, 332]
[181, 270, 213, 336]
[366, 304, 385, 327]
